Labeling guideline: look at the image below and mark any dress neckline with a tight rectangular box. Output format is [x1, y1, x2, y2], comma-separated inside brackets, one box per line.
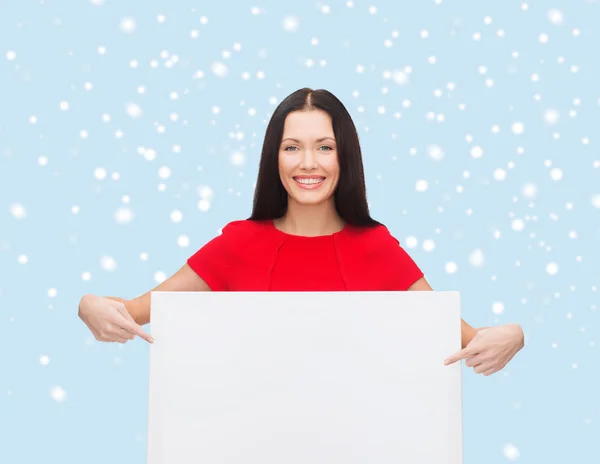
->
[269, 219, 347, 239]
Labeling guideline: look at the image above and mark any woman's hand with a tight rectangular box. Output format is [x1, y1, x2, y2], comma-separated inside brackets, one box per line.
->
[444, 324, 524, 376]
[78, 294, 154, 344]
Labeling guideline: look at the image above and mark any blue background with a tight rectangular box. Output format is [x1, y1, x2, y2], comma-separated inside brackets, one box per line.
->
[1, 1, 599, 463]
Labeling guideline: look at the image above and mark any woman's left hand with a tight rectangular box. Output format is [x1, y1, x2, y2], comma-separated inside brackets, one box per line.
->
[444, 324, 524, 376]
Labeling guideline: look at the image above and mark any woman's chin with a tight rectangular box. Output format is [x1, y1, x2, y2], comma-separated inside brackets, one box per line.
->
[289, 191, 332, 206]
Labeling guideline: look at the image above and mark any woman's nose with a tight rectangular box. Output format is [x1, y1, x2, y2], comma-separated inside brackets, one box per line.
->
[300, 150, 318, 169]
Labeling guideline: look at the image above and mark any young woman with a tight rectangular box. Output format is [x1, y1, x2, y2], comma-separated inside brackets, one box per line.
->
[78, 88, 524, 376]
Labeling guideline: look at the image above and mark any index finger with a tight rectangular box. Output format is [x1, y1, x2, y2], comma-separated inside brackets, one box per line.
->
[444, 347, 472, 365]
[121, 320, 154, 344]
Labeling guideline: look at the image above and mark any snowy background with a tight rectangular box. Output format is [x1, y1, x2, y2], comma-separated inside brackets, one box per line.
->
[1, 0, 599, 463]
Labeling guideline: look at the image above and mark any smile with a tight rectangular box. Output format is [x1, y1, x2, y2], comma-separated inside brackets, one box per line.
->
[293, 176, 326, 190]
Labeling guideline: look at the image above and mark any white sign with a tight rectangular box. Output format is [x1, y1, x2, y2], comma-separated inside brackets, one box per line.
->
[147, 291, 463, 464]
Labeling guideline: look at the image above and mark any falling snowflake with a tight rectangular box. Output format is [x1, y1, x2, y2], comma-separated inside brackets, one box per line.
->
[120, 17, 137, 33]
[50, 386, 67, 402]
[282, 16, 299, 32]
[503, 443, 520, 461]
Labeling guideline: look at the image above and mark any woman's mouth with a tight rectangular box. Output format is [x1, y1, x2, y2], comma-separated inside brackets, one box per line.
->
[293, 176, 326, 190]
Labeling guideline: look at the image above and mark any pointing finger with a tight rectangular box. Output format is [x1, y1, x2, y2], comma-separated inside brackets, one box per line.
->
[121, 319, 154, 344]
[445, 347, 471, 365]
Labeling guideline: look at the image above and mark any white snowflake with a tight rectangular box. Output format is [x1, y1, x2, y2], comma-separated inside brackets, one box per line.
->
[50, 386, 67, 402]
[282, 16, 299, 32]
[120, 17, 137, 33]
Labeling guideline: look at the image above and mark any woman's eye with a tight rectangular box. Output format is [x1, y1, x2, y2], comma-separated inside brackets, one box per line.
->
[283, 146, 333, 152]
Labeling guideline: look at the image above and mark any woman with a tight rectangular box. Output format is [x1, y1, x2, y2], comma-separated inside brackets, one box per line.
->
[78, 87, 524, 376]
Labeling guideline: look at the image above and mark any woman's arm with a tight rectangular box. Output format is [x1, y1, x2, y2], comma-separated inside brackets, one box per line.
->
[408, 276, 524, 375]
[104, 263, 211, 326]
[79, 222, 240, 343]
[407, 276, 482, 349]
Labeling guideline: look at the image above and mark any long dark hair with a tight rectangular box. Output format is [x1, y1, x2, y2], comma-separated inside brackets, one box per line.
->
[248, 87, 380, 227]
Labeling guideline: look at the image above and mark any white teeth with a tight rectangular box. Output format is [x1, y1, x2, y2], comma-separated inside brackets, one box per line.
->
[296, 178, 324, 184]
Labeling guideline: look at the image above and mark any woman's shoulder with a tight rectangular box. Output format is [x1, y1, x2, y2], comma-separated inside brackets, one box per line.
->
[218, 218, 276, 244]
[221, 218, 269, 233]
[341, 223, 409, 260]
[341, 223, 423, 289]
[188, 219, 275, 264]
[344, 222, 398, 244]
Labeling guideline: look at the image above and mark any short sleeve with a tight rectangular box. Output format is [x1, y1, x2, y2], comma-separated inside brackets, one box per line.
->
[375, 226, 424, 290]
[186, 221, 244, 291]
[391, 239, 424, 289]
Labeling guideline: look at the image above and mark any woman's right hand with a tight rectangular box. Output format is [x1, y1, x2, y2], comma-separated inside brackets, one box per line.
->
[78, 294, 154, 344]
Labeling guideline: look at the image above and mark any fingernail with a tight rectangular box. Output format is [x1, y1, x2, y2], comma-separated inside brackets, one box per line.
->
[149, 337, 155, 343]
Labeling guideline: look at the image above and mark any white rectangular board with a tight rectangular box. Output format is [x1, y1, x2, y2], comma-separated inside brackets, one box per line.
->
[147, 291, 463, 464]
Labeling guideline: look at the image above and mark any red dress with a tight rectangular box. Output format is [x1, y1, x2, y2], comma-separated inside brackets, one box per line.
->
[187, 219, 424, 292]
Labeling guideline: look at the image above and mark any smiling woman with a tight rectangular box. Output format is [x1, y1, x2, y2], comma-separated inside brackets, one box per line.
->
[278, 112, 341, 217]
[280, 118, 337, 192]
[78, 87, 524, 377]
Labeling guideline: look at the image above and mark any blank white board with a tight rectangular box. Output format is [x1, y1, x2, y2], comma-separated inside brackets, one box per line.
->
[147, 291, 463, 464]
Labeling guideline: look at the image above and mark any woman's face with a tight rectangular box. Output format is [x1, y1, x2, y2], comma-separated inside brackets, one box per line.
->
[278, 109, 340, 207]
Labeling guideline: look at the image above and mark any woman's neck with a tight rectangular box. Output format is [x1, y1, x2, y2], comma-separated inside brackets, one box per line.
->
[274, 199, 344, 237]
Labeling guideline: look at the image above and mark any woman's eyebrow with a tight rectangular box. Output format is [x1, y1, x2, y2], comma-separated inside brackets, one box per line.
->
[281, 137, 336, 143]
